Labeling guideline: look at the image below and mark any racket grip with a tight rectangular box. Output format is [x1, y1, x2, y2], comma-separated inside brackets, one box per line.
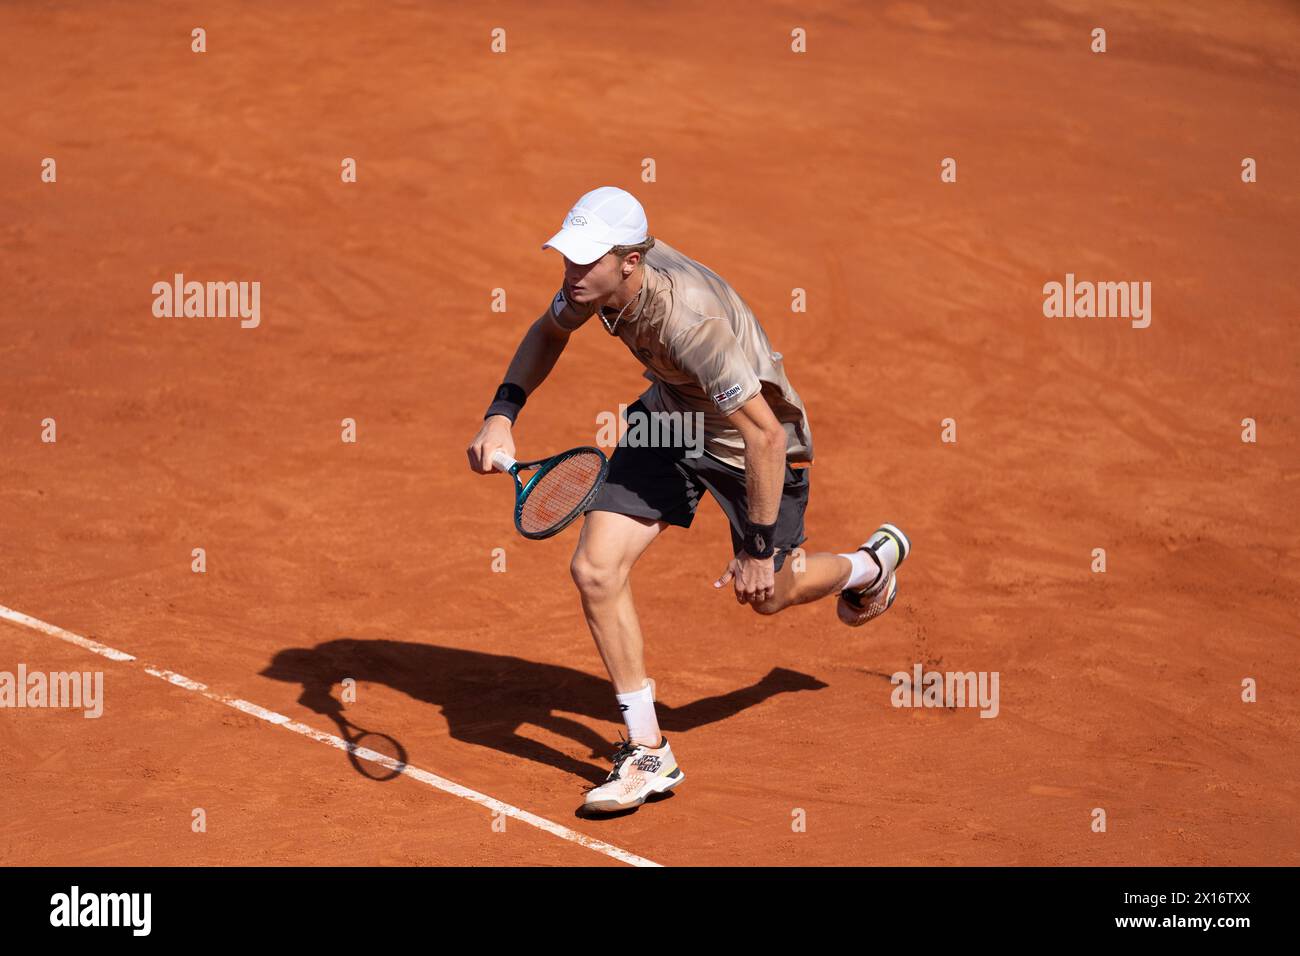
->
[490, 449, 517, 473]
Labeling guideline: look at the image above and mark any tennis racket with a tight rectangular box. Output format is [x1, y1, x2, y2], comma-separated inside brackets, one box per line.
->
[491, 446, 609, 539]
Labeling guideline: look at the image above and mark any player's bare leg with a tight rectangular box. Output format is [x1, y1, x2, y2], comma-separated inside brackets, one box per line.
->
[570, 510, 665, 742]
[572, 510, 687, 813]
[753, 525, 911, 620]
[754, 551, 854, 614]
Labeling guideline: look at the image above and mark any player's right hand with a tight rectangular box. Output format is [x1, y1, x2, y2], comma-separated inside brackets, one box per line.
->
[467, 416, 515, 474]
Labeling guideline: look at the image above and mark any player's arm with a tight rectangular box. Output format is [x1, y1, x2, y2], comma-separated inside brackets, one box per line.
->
[666, 315, 786, 603]
[501, 293, 591, 395]
[664, 317, 785, 528]
[712, 392, 786, 605]
[467, 292, 593, 474]
[728, 392, 787, 528]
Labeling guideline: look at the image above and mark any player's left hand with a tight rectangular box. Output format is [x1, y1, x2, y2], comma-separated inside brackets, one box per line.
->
[714, 553, 776, 606]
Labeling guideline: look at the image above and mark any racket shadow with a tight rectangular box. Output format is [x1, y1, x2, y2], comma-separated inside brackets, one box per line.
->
[261, 640, 826, 785]
[333, 714, 409, 782]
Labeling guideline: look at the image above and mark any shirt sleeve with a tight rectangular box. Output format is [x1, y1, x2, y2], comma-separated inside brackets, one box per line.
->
[666, 317, 762, 415]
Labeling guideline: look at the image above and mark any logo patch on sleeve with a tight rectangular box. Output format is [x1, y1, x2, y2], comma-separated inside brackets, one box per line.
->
[551, 289, 568, 317]
[713, 383, 744, 405]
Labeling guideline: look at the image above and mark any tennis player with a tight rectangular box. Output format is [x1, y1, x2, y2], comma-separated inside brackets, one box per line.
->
[467, 186, 910, 814]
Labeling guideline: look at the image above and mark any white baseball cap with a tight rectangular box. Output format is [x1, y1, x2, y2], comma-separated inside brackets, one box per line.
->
[542, 186, 648, 265]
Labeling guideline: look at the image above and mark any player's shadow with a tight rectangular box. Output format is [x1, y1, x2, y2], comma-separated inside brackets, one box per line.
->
[260, 639, 827, 784]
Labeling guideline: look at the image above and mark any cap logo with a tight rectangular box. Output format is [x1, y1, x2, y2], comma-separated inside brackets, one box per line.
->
[569, 215, 588, 226]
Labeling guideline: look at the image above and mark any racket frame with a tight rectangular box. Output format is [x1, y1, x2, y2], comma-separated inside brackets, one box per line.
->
[492, 446, 609, 539]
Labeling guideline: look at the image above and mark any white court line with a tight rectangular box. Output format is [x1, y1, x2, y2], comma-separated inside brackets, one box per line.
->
[0, 602, 660, 868]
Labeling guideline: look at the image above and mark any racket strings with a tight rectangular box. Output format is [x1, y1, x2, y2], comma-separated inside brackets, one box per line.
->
[519, 452, 604, 534]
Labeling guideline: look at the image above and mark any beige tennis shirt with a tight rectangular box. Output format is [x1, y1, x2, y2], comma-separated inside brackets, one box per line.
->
[551, 239, 813, 469]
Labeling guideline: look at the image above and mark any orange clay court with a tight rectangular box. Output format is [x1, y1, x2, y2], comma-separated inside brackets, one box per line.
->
[1, 0, 1298, 866]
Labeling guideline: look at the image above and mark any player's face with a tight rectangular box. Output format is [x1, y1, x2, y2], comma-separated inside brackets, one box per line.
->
[563, 252, 622, 305]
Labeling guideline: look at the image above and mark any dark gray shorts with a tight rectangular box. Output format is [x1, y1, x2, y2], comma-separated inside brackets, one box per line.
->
[584, 401, 810, 572]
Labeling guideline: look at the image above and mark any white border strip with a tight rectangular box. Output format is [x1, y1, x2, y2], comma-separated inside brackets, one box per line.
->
[1, 602, 660, 868]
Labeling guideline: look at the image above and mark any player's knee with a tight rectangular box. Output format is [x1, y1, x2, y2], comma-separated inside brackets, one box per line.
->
[569, 551, 624, 599]
[751, 595, 786, 616]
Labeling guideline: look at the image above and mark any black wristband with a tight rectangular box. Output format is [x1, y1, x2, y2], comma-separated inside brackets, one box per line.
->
[484, 382, 527, 423]
[741, 520, 777, 559]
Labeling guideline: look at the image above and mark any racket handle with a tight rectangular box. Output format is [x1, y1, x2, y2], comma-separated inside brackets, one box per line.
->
[490, 449, 517, 473]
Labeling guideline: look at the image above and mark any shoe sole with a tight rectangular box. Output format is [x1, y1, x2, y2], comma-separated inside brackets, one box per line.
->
[583, 769, 685, 814]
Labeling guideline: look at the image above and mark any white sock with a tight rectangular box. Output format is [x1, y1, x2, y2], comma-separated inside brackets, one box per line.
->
[616, 679, 660, 746]
[839, 550, 882, 591]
